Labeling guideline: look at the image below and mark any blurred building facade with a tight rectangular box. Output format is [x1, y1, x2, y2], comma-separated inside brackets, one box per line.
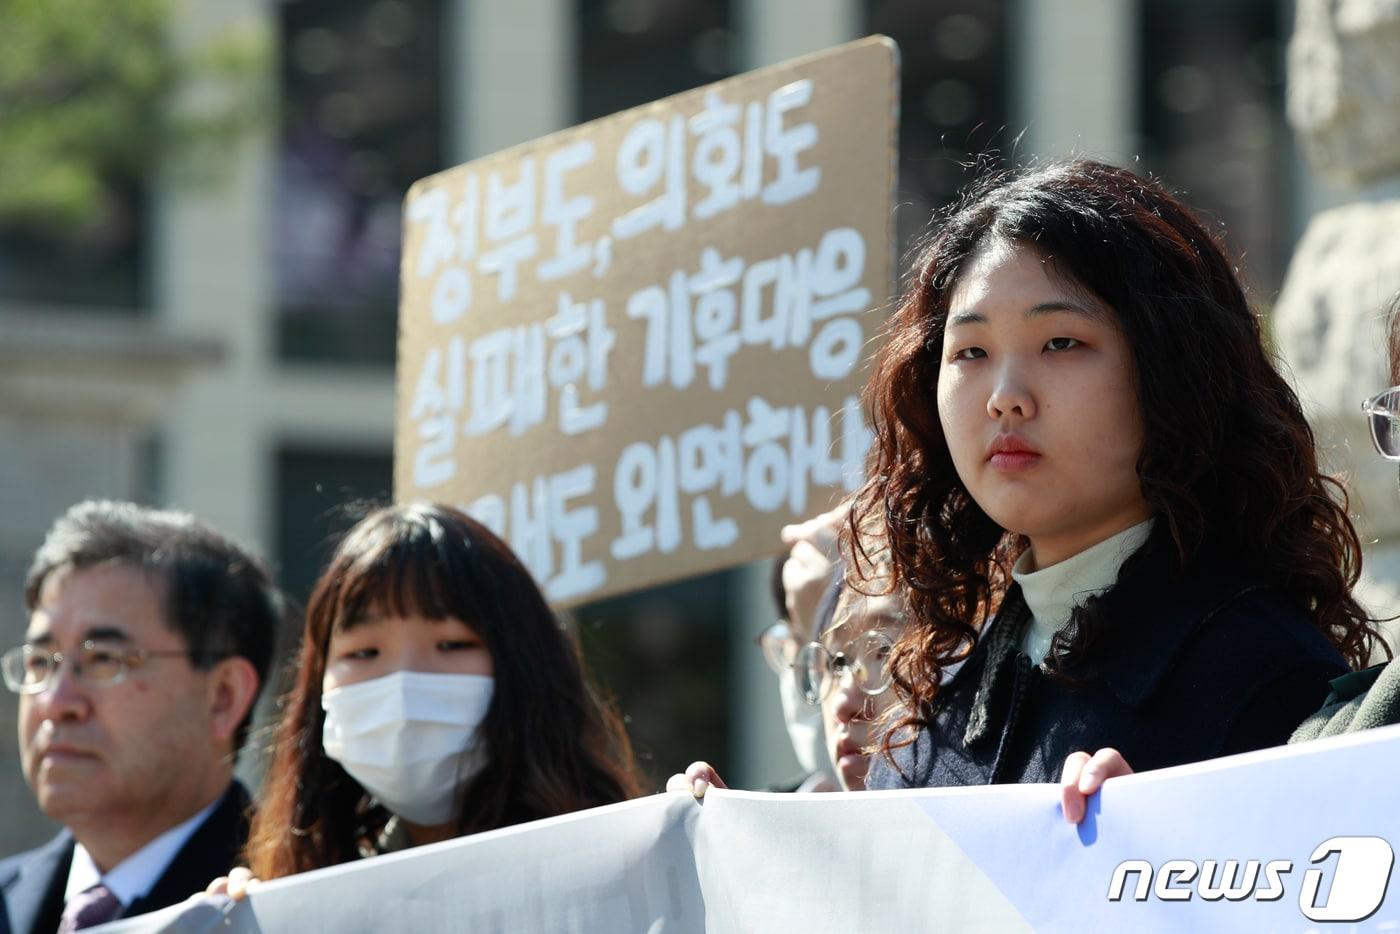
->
[1, 0, 1341, 857]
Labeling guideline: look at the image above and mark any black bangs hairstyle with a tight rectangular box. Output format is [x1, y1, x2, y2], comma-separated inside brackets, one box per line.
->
[247, 502, 639, 877]
[850, 159, 1385, 756]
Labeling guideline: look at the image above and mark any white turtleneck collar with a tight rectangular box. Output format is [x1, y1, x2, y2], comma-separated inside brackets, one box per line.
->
[1011, 518, 1155, 665]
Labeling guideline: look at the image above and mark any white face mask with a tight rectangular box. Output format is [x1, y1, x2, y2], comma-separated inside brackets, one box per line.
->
[778, 667, 835, 779]
[321, 670, 494, 826]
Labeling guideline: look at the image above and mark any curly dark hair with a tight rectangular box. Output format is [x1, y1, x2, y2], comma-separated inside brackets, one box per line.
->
[246, 502, 640, 878]
[849, 159, 1386, 760]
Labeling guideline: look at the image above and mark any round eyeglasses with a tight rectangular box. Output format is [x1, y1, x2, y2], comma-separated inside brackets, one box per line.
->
[794, 629, 895, 705]
[755, 620, 800, 675]
[1, 641, 197, 694]
[1363, 387, 1400, 461]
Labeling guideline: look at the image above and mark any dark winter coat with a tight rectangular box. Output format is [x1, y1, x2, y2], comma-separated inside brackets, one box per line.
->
[866, 542, 1348, 790]
[0, 782, 249, 934]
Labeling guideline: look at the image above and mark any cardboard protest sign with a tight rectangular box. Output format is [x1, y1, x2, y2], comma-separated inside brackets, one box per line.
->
[395, 36, 898, 606]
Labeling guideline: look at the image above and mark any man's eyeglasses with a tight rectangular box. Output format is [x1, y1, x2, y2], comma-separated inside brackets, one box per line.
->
[1363, 387, 1400, 460]
[1, 641, 197, 694]
[794, 629, 895, 705]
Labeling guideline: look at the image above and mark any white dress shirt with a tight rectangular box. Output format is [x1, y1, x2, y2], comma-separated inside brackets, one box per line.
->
[63, 795, 221, 909]
[1011, 519, 1155, 665]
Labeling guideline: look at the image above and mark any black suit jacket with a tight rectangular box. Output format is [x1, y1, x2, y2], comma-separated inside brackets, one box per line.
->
[0, 782, 250, 934]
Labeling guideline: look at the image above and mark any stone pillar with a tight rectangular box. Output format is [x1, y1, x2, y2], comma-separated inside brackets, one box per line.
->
[740, 0, 859, 69]
[454, 0, 574, 160]
[0, 311, 219, 855]
[156, 0, 275, 551]
[727, 0, 859, 789]
[1012, 0, 1138, 161]
[1274, 0, 1400, 652]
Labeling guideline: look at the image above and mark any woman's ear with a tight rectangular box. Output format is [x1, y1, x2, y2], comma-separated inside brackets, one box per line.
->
[206, 656, 262, 748]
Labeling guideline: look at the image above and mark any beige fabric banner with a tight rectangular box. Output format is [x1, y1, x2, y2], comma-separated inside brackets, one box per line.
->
[394, 37, 899, 606]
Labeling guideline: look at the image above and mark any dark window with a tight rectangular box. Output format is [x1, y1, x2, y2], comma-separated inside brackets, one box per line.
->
[572, 569, 734, 792]
[569, 0, 741, 792]
[275, 445, 394, 604]
[866, 0, 1011, 257]
[276, 0, 444, 364]
[1138, 0, 1286, 292]
[0, 182, 146, 311]
[576, 0, 735, 123]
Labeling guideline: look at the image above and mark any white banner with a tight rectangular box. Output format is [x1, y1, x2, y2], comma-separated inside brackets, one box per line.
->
[103, 724, 1400, 933]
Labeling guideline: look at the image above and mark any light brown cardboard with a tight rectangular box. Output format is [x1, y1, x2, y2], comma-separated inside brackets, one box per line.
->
[396, 36, 899, 606]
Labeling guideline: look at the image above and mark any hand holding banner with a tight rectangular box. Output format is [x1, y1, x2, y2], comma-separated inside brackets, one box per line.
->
[103, 725, 1400, 933]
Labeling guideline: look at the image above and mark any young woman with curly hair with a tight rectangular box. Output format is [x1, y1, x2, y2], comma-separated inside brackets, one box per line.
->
[852, 159, 1387, 791]
[1061, 295, 1400, 820]
[229, 503, 639, 885]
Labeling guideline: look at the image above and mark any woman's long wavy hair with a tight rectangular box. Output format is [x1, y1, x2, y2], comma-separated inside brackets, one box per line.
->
[850, 159, 1386, 760]
[246, 502, 640, 878]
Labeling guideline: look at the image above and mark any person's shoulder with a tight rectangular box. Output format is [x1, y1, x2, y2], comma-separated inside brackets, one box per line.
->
[0, 850, 25, 887]
[1201, 585, 1346, 669]
[864, 726, 940, 790]
[0, 831, 72, 890]
[1159, 583, 1347, 703]
[177, 781, 251, 857]
[1109, 537, 1345, 671]
[1119, 580, 1348, 756]
[1292, 660, 1400, 741]
[0, 832, 71, 934]
[864, 746, 912, 790]
[1161, 583, 1348, 730]
[1093, 571, 1344, 710]
[126, 783, 251, 917]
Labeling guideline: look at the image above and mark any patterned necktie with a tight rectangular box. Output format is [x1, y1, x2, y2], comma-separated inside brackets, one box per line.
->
[57, 882, 121, 933]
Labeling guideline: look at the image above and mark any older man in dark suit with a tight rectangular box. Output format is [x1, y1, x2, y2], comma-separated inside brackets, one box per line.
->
[0, 501, 282, 933]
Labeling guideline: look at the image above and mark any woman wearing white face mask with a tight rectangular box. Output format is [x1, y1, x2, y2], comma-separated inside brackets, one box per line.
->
[237, 502, 640, 880]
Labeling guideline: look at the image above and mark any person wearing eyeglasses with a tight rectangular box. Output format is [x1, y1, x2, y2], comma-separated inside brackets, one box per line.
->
[751, 510, 846, 794]
[673, 506, 848, 797]
[799, 579, 904, 792]
[1060, 298, 1400, 822]
[672, 545, 904, 796]
[0, 500, 281, 934]
[1289, 350, 1400, 735]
